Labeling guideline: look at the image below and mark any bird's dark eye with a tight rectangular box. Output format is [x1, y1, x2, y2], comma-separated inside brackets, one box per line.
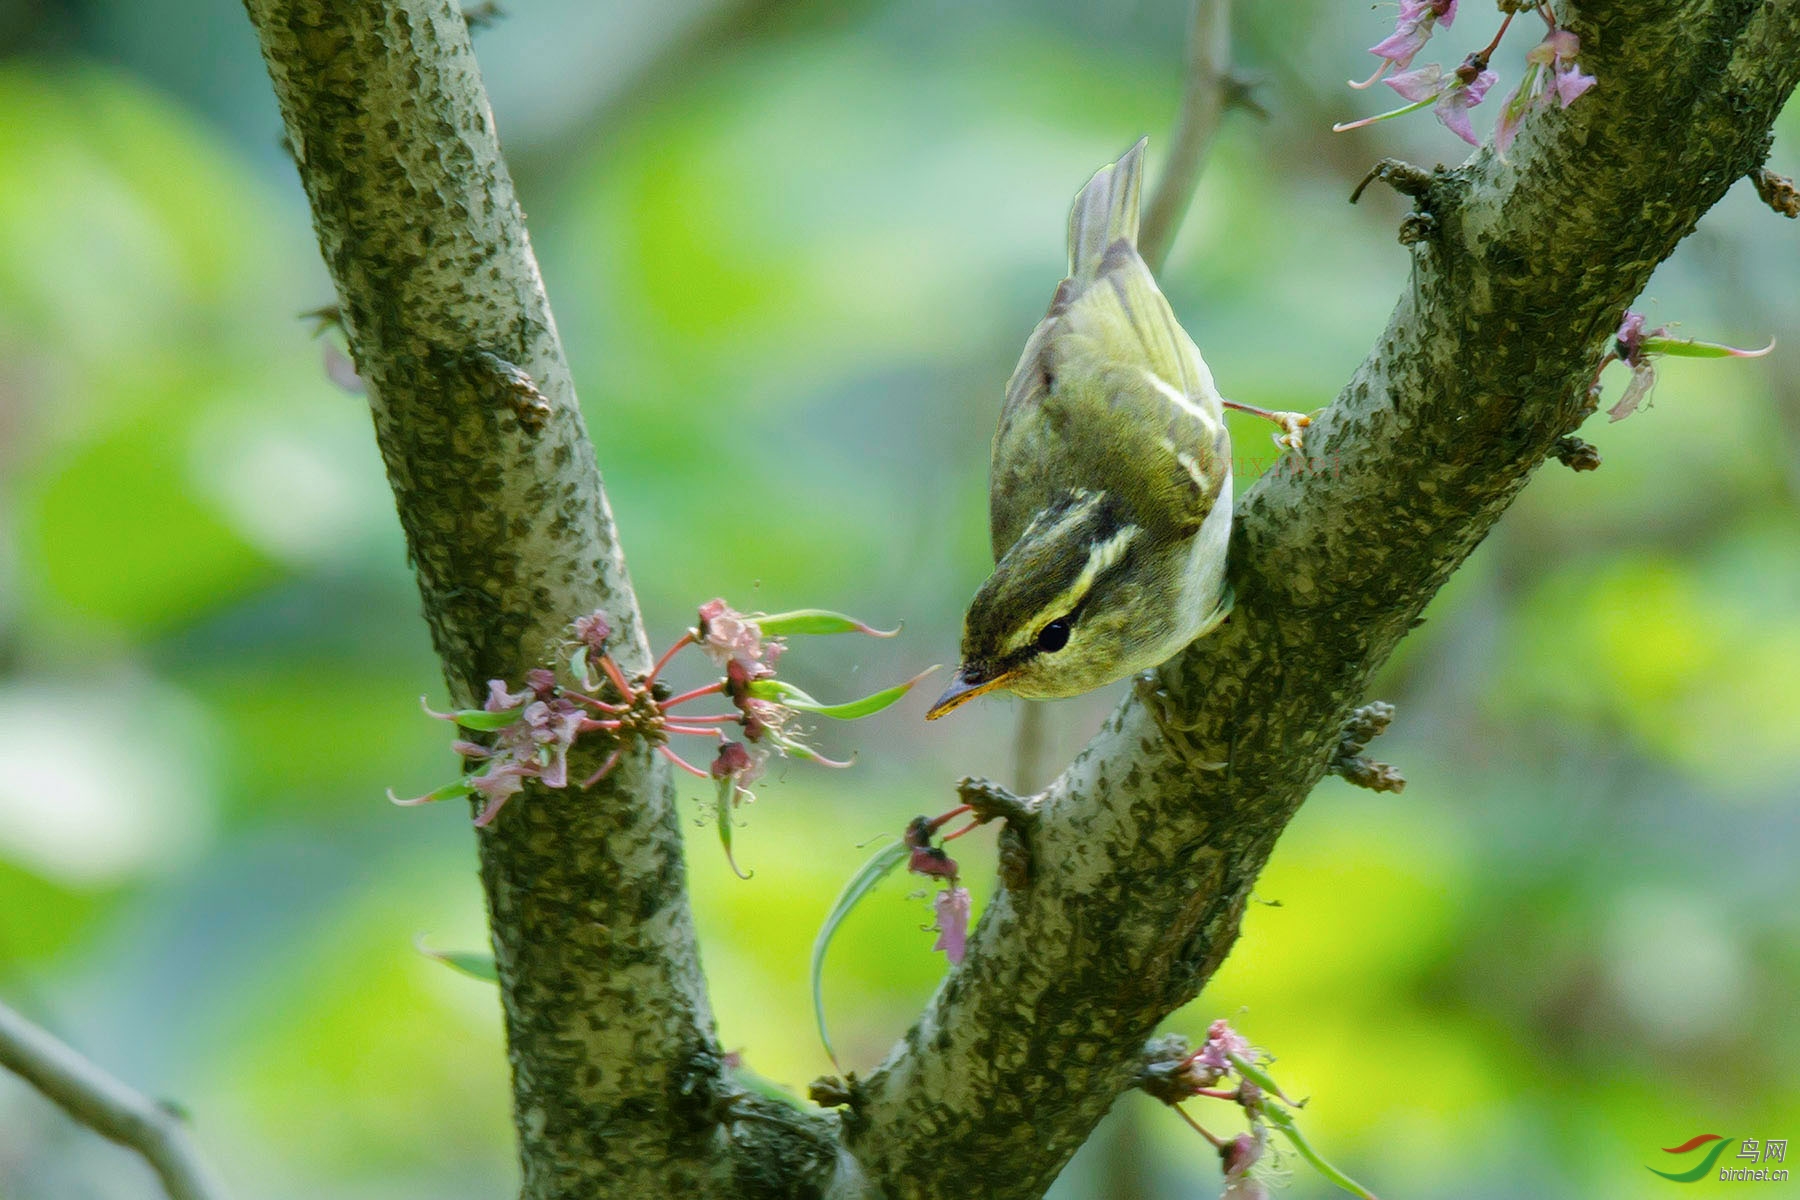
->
[1036, 617, 1072, 653]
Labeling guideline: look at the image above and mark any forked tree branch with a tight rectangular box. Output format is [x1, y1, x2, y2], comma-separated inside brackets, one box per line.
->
[241, 1, 1800, 1198]
[847, 1, 1800, 1195]
[0, 1000, 227, 1200]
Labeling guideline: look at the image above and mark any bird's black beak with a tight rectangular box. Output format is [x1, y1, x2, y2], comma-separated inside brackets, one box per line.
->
[925, 664, 1011, 720]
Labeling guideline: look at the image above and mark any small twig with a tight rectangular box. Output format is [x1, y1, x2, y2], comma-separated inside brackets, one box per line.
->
[1552, 435, 1603, 471]
[1327, 701, 1406, 793]
[0, 999, 229, 1200]
[1140, 0, 1235, 272]
[1751, 167, 1800, 218]
[464, 349, 552, 432]
[1349, 158, 1435, 205]
[954, 777, 1038, 830]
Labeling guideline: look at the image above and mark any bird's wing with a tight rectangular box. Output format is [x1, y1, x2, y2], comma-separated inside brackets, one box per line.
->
[991, 238, 1228, 555]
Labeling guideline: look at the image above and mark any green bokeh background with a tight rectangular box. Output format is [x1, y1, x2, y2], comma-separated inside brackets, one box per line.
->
[1, 1, 1796, 1197]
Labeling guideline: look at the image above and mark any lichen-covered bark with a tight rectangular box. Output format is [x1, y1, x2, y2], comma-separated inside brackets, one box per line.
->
[846, 2, 1800, 1195]
[240, 4, 780, 1195]
[244, 0, 1800, 1197]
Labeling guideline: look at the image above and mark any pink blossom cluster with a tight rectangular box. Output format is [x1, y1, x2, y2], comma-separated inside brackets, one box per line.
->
[1336, 2, 1595, 149]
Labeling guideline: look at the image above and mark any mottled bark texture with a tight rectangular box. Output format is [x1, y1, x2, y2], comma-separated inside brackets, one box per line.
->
[243, 1, 1800, 1198]
[240, 3, 776, 1195]
[850, 2, 1800, 1196]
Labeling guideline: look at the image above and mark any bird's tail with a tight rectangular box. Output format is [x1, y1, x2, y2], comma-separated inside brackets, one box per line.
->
[1066, 137, 1147, 283]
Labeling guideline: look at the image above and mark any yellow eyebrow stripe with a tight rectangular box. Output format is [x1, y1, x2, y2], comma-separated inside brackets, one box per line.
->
[999, 522, 1141, 655]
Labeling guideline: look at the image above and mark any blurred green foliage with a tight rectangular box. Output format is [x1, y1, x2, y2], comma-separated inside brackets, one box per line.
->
[0, 1, 1796, 1197]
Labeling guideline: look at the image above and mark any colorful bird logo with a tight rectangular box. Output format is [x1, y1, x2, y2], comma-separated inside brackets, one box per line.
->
[1650, 1134, 1736, 1182]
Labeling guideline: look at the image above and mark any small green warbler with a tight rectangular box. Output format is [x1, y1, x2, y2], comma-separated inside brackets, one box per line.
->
[928, 139, 1304, 719]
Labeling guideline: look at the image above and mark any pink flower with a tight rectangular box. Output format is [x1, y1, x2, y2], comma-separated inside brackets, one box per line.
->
[1338, 56, 1496, 144]
[1386, 62, 1496, 145]
[470, 761, 530, 826]
[1353, 0, 1457, 88]
[572, 610, 612, 654]
[485, 679, 531, 712]
[1605, 310, 1773, 421]
[697, 599, 772, 676]
[515, 697, 586, 787]
[1197, 1018, 1253, 1073]
[932, 887, 971, 965]
[1495, 28, 1597, 154]
[1220, 1128, 1268, 1198]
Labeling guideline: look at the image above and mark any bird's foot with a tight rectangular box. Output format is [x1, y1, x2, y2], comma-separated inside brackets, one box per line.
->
[1221, 398, 1311, 452]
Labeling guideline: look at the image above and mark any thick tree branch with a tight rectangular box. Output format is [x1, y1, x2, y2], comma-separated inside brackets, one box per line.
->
[240, 3, 797, 1194]
[242, 0, 1800, 1197]
[844, 3, 1800, 1196]
[0, 1000, 227, 1200]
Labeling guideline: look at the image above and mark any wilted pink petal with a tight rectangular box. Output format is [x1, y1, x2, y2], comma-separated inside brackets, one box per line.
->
[1436, 68, 1496, 145]
[450, 739, 492, 759]
[1368, 24, 1431, 73]
[1385, 63, 1447, 104]
[1615, 311, 1653, 364]
[572, 610, 612, 653]
[471, 762, 531, 826]
[1221, 1177, 1271, 1200]
[1494, 80, 1530, 154]
[1197, 1018, 1253, 1072]
[1221, 1130, 1265, 1181]
[908, 845, 959, 880]
[486, 679, 530, 712]
[711, 740, 753, 779]
[1608, 362, 1657, 421]
[932, 887, 971, 965]
[323, 342, 365, 394]
[1536, 27, 1580, 63]
[1553, 65, 1596, 107]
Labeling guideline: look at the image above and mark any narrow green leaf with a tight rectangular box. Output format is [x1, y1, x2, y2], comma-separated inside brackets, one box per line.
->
[774, 734, 853, 769]
[414, 936, 499, 982]
[747, 678, 816, 705]
[1267, 1109, 1380, 1199]
[388, 779, 476, 807]
[569, 646, 597, 690]
[754, 609, 900, 637]
[811, 838, 909, 1067]
[717, 773, 751, 880]
[751, 666, 940, 720]
[1642, 335, 1773, 359]
[452, 707, 524, 731]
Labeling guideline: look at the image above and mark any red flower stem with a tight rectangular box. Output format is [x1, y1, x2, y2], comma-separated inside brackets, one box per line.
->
[658, 744, 709, 779]
[663, 724, 726, 739]
[652, 713, 739, 724]
[1475, 11, 1515, 63]
[924, 803, 973, 833]
[1172, 1104, 1226, 1148]
[661, 681, 725, 709]
[592, 652, 636, 702]
[941, 818, 984, 842]
[582, 747, 623, 788]
[645, 632, 695, 686]
[1191, 1087, 1238, 1101]
[1537, 3, 1556, 28]
[579, 718, 622, 732]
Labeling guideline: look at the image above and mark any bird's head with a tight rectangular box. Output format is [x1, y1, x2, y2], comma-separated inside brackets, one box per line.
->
[927, 491, 1157, 718]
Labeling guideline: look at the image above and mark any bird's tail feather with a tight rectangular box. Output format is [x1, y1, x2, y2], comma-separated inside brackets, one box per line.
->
[1066, 137, 1147, 282]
